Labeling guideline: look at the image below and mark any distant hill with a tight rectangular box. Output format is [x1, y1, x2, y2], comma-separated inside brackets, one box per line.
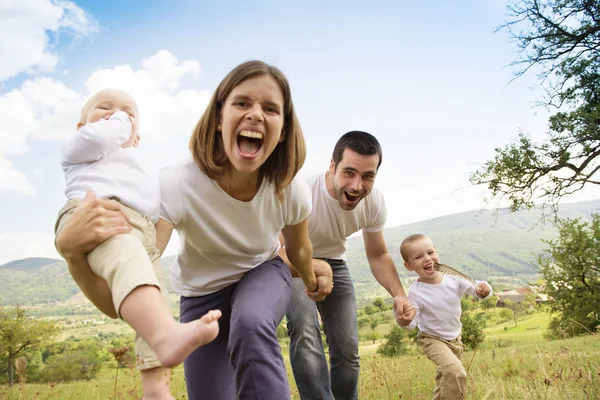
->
[347, 199, 600, 282]
[0, 257, 61, 271]
[2, 199, 600, 306]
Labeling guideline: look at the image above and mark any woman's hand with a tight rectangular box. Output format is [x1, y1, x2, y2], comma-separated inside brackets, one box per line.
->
[56, 191, 131, 259]
[305, 259, 333, 302]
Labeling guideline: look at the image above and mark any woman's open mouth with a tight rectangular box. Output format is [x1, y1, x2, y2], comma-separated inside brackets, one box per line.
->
[237, 130, 264, 158]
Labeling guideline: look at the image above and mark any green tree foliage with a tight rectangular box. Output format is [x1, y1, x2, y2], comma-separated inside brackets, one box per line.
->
[42, 352, 103, 382]
[503, 294, 536, 327]
[0, 306, 60, 386]
[470, 0, 600, 216]
[377, 326, 409, 357]
[372, 297, 388, 312]
[461, 312, 487, 351]
[460, 296, 487, 350]
[363, 305, 376, 315]
[538, 215, 600, 338]
[480, 295, 498, 310]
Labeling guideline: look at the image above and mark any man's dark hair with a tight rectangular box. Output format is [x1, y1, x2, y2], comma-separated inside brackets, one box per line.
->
[332, 131, 382, 170]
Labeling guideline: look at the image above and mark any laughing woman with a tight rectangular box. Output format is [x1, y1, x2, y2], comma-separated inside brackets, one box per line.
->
[56, 60, 321, 400]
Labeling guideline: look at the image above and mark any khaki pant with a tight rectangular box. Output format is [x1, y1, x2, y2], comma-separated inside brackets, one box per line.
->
[418, 333, 466, 400]
[55, 198, 171, 370]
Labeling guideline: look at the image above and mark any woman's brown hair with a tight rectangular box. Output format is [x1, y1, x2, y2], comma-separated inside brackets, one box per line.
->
[189, 60, 306, 200]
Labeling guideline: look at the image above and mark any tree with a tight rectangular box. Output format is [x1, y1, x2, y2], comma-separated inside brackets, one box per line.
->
[471, 0, 600, 217]
[503, 294, 536, 327]
[0, 306, 60, 386]
[372, 297, 387, 312]
[538, 214, 600, 338]
[377, 326, 409, 357]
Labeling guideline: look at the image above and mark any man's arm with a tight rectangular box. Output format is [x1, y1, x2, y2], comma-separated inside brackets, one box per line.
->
[363, 230, 415, 323]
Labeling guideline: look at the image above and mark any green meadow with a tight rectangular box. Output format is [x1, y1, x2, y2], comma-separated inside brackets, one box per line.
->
[2, 310, 599, 400]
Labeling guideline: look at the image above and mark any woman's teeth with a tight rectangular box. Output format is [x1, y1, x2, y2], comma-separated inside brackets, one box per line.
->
[239, 130, 263, 139]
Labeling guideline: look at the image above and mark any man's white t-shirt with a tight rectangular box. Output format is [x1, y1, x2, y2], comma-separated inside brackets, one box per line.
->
[160, 160, 312, 296]
[405, 275, 493, 340]
[307, 172, 387, 260]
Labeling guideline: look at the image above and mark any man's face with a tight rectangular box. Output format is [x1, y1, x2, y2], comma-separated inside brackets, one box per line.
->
[328, 148, 379, 210]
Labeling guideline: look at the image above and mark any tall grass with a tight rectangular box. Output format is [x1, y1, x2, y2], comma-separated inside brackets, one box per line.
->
[1, 312, 598, 400]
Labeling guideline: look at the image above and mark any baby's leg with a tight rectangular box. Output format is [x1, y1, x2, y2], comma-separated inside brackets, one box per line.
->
[120, 285, 222, 367]
[140, 367, 174, 400]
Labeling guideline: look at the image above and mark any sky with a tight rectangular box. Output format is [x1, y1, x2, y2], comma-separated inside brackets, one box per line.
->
[2, 0, 600, 264]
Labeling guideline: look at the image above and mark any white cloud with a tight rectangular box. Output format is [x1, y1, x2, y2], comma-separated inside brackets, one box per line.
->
[0, 232, 60, 264]
[0, 50, 211, 194]
[0, 0, 98, 81]
[84, 50, 210, 140]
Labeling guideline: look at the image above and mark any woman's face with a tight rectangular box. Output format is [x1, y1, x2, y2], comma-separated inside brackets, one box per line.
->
[219, 74, 285, 176]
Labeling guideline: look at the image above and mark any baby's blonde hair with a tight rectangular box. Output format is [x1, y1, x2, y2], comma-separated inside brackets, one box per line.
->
[399, 233, 429, 262]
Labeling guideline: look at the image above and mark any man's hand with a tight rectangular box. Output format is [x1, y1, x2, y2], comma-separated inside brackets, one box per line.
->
[305, 259, 333, 302]
[393, 295, 415, 326]
[476, 282, 491, 298]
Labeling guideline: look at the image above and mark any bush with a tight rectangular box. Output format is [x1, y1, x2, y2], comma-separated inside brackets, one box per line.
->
[377, 326, 409, 357]
[41, 352, 103, 382]
[461, 312, 486, 350]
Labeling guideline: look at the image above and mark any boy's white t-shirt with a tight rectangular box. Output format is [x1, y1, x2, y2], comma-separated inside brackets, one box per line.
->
[306, 172, 387, 260]
[160, 159, 312, 297]
[61, 112, 160, 221]
[405, 275, 492, 341]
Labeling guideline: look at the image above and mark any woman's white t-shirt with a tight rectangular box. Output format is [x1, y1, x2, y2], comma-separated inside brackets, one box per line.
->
[160, 159, 312, 296]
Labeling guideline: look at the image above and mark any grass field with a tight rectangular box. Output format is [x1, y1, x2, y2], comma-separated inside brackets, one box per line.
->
[2, 311, 599, 399]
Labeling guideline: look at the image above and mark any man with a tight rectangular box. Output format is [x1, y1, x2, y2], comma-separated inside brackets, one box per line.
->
[286, 131, 415, 400]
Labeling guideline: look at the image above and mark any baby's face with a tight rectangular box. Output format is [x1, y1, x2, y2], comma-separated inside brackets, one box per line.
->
[80, 89, 140, 146]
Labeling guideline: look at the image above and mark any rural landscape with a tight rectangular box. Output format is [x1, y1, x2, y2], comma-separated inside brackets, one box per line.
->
[1, 200, 599, 399]
[2, 0, 600, 399]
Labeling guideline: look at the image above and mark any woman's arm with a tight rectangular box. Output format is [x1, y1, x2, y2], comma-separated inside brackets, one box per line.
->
[281, 218, 317, 292]
[56, 191, 131, 318]
[155, 218, 174, 256]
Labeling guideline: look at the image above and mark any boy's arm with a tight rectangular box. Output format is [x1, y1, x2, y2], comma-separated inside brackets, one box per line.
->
[62, 112, 132, 164]
[363, 230, 416, 324]
[464, 280, 493, 300]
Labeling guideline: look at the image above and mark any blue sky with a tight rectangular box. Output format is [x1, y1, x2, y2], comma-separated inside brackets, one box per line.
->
[2, 0, 599, 264]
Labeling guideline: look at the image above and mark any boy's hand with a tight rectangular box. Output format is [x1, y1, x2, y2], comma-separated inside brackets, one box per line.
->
[476, 282, 491, 298]
[393, 295, 415, 325]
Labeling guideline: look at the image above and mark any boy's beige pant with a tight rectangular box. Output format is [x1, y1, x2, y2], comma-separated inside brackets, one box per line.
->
[55, 198, 171, 370]
[418, 333, 467, 400]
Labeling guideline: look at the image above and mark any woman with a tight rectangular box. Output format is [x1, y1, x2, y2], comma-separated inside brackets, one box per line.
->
[56, 60, 327, 400]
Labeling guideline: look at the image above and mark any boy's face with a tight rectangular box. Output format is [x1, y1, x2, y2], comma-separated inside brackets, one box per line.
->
[79, 89, 140, 148]
[403, 237, 443, 284]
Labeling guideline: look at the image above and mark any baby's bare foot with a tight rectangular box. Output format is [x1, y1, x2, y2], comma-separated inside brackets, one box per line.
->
[154, 309, 222, 368]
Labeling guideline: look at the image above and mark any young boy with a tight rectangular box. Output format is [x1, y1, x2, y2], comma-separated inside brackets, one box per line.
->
[55, 89, 221, 389]
[398, 233, 492, 400]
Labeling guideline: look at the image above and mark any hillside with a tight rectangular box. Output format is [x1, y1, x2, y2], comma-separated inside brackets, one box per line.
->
[346, 199, 600, 283]
[2, 199, 599, 305]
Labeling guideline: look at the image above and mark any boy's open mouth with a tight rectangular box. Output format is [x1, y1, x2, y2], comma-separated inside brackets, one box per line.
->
[423, 264, 433, 271]
[237, 130, 264, 157]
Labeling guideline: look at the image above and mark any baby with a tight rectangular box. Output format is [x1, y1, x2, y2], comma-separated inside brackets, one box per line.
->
[55, 89, 221, 391]
[399, 233, 492, 400]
